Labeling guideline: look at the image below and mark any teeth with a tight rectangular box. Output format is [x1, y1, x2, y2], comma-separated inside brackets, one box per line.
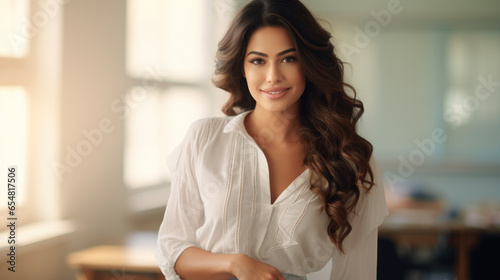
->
[268, 90, 285, 94]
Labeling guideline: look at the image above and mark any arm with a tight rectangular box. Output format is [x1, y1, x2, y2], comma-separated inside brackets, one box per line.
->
[155, 120, 207, 279]
[175, 247, 286, 280]
[174, 247, 234, 280]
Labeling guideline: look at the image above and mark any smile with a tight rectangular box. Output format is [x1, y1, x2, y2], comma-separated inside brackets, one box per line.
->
[260, 87, 290, 99]
[267, 90, 286, 94]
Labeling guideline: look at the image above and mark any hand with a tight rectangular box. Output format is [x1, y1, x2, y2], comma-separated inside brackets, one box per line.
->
[230, 254, 286, 280]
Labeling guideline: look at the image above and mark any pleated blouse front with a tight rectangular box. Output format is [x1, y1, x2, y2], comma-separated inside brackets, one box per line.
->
[155, 110, 388, 280]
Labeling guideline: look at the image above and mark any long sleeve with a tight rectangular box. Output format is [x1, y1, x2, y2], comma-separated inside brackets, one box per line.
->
[155, 120, 207, 280]
[329, 156, 388, 280]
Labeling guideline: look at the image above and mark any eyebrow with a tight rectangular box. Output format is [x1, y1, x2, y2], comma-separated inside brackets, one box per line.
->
[247, 48, 296, 57]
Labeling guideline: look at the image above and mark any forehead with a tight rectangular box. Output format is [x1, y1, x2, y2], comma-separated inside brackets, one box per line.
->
[245, 26, 295, 54]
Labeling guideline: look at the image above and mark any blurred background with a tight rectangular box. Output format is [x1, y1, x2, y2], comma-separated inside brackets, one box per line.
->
[0, 0, 499, 279]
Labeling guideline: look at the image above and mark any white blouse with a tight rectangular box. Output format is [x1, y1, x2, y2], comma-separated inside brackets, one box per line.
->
[155, 110, 388, 280]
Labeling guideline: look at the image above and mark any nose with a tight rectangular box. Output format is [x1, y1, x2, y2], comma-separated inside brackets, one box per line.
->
[266, 63, 283, 84]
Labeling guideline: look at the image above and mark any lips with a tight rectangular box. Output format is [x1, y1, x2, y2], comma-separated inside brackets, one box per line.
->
[261, 87, 290, 94]
[260, 87, 290, 99]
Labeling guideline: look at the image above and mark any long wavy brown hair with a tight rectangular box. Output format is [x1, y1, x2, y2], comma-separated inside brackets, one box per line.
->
[213, 0, 374, 253]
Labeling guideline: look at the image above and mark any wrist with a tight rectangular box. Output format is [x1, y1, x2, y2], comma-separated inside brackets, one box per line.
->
[227, 253, 244, 276]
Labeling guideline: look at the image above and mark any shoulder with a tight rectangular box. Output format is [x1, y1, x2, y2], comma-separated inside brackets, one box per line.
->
[166, 115, 235, 173]
[187, 115, 235, 134]
[194, 115, 234, 131]
[184, 115, 236, 145]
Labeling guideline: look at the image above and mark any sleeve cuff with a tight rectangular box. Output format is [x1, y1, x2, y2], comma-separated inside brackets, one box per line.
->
[155, 244, 198, 279]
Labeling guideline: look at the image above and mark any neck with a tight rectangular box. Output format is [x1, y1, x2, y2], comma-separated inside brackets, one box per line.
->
[244, 105, 302, 145]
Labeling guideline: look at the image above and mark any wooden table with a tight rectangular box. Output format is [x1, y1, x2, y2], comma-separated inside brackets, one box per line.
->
[67, 245, 163, 280]
[379, 219, 499, 280]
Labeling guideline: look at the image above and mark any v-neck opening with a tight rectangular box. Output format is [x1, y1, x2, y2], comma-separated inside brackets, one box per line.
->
[238, 110, 309, 206]
[269, 167, 309, 206]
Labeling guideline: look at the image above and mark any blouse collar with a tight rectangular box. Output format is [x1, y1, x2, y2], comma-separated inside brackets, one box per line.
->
[223, 110, 253, 134]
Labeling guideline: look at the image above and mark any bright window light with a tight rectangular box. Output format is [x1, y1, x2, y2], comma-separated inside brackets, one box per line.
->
[124, 87, 210, 188]
[0, 87, 28, 207]
[445, 31, 500, 160]
[126, 0, 207, 81]
[0, 0, 29, 58]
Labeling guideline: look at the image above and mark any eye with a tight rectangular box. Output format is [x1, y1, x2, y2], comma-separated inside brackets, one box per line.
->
[282, 56, 297, 63]
[249, 58, 264, 65]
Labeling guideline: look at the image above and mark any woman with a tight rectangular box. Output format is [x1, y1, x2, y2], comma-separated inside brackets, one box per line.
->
[156, 0, 388, 279]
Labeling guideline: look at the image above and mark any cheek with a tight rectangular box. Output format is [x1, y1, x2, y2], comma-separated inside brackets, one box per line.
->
[287, 67, 306, 88]
[244, 67, 263, 89]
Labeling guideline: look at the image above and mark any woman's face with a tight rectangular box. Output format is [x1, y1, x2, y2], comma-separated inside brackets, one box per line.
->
[243, 26, 306, 114]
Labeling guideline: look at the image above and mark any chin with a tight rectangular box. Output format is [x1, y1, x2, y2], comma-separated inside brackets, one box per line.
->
[264, 103, 298, 114]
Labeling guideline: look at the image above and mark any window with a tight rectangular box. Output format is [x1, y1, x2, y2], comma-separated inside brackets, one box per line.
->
[0, 0, 30, 214]
[0, 0, 29, 57]
[444, 30, 500, 161]
[358, 26, 500, 178]
[0, 87, 28, 208]
[124, 0, 238, 190]
[0, 0, 62, 222]
[124, 87, 211, 188]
